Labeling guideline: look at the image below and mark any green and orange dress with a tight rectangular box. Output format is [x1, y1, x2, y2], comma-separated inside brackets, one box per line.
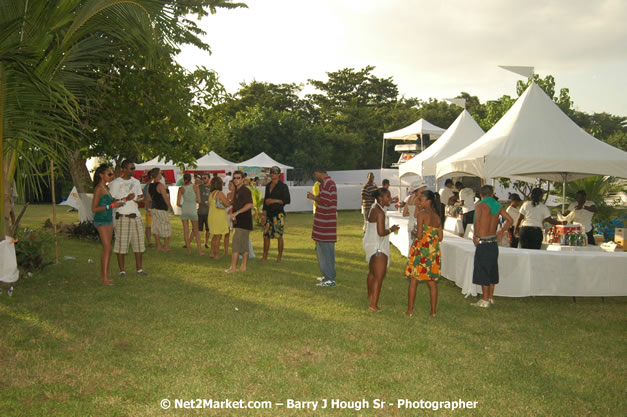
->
[405, 224, 441, 281]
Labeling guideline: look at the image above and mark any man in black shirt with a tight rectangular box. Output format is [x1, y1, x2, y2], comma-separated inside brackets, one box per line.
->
[225, 170, 254, 273]
[261, 166, 291, 262]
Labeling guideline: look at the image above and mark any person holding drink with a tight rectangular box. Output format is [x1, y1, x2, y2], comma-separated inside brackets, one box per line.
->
[363, 188, 400, 312]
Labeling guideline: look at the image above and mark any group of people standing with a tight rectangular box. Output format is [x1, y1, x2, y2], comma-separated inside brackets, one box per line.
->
[360, 174, 527, 313]
[91, 161, 291, 286]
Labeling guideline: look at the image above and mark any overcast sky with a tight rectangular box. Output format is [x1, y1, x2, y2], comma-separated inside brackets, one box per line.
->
[176, 0, 627, 116]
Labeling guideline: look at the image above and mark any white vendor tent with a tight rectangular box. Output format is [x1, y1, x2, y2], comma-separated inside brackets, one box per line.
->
[436, 83, 627, 181]
[192, 151, 237, 171]
[135, 157, 179, 170]
[383, 118, 446, 140]
[381, 118, 446, 168]
[238, 152, 293, 172]
[399, 110, 484, 178]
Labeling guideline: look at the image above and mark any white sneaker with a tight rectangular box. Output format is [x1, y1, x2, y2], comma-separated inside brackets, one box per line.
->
[471, 299, 490, 308]
[489, 298, 495, 305]
[316, 277, 325, 282]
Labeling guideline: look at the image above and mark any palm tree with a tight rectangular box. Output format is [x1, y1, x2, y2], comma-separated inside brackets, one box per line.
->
[0, 0, 180, 237]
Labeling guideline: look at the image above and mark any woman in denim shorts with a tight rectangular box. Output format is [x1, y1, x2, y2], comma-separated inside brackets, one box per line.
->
[91, 164, 122, 286]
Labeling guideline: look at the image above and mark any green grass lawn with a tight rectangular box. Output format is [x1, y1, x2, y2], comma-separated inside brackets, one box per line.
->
[1, 204, 625, 416]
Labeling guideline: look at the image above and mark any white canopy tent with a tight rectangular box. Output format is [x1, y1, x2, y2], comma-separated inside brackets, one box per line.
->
[436, 82, 627, 209]
[399, 110, 484, 178]
[238, 152, 293, 172]
[192, 151, 237, 171]
[135, 157, 179, 170]
[381, 118, 446, 168]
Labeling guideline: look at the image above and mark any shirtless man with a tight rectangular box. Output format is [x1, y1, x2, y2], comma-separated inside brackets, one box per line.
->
[471, 185, 513, 308]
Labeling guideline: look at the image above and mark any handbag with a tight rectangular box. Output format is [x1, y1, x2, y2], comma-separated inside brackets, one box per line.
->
[214, 192, 226, 209]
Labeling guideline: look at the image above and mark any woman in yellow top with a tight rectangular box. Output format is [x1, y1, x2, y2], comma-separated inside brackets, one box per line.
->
[208, 177, 231, 258]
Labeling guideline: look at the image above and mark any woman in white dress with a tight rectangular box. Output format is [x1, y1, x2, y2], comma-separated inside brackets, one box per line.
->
[363, 188, 400, 312]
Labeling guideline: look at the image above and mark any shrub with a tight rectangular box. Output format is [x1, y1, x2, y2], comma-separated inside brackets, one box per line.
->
[14, 228, 54, 272]
[65, 221, 100, 241]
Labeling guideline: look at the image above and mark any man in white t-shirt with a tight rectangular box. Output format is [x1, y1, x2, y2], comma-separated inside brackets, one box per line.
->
[459, 186, 476, 232]
[109, 160, 148, 276]
[505, 193, 522, 247]
[438, 179, 456, 206]
[564, 190, 598, 245]
[223, 172, 232, 191]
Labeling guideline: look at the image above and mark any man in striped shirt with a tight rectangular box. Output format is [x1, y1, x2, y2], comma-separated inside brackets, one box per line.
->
[307, 168, 338, 287]
[361, 172, 377, 231]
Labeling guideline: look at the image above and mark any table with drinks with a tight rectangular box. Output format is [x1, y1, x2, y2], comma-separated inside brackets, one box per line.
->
[387, 211, 626, 297]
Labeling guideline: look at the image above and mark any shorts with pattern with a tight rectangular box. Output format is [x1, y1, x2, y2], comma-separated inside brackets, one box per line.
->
[113, 216, 145, 254]
[263, 213, 285, 239]
[151, 209, 171, 238]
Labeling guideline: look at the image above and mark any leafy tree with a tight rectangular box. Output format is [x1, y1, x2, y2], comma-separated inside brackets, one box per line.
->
[1, 0, 184, 235]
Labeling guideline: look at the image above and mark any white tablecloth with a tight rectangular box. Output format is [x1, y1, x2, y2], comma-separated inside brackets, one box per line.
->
[388, 215, 627, 297]
[440, 231, 627, 297]
[444, 216, 464, 236]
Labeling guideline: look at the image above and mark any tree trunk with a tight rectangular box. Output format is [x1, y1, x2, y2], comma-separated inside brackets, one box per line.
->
[68, 150, 95, 222]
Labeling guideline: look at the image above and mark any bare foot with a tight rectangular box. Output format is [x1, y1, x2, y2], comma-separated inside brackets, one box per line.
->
[239, 267, 247, 272]
[102, 279, 114, 286]
[404, 311, 413, 317]
[275, 257, 282, 263]
[430, 313, 436, 317]
[214, 255, 223, 260]
[224, 268, 238, 274]
[368, 306, 381, 312]
[259, 258, 268, 262]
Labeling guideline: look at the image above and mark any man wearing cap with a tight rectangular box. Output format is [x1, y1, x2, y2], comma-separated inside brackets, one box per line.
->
[109, 160, 148, 277]
[506, 193, 522, 248]
[307, 168, 338, 287]
[261, 166, 291, 262]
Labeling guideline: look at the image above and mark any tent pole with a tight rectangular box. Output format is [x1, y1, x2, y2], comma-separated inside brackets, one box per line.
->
[51, 159, 59, 264]
[562, 173, 567, 214]
[380, 137, 386, 169]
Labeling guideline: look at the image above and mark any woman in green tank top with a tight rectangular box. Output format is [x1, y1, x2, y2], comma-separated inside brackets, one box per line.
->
[91, 164, 122, 286]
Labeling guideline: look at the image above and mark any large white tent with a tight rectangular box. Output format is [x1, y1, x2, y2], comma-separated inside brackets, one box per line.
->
[135, 157, 179, 170]
[381, 118, 446, 168]
[399, 110, 484, 178]
[436, 83, 627, 182]
[238, 152, 293, 172]
[192, 151, 237, 171]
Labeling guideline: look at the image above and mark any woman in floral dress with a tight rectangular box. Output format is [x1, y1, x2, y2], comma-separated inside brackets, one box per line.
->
[404, 190, 443, 317]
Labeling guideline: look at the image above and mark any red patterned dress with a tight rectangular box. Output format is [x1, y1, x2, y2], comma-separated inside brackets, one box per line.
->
[404, 224, 441, 281]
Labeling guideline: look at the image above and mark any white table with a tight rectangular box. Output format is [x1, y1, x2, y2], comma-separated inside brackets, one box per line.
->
[444, 216, 464, 236]
[388, 217, 627, 297]
[439, 231, 627, 297]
